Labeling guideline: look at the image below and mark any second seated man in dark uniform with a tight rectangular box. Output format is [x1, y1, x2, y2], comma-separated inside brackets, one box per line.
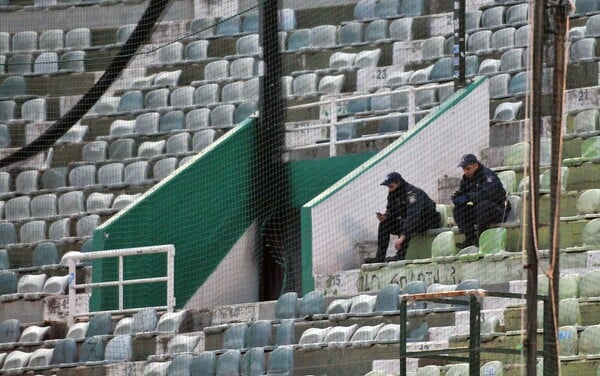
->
[366, 172, 440, 264]
[452, 154, 512, 247]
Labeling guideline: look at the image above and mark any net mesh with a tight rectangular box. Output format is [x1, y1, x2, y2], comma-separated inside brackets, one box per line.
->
[0, 0, 590, 374]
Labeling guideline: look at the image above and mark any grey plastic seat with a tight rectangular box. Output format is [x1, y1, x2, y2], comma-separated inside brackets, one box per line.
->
[135, 112, 160, 135]
[15, 169, 39, 193]
[108, 138, 135, 160]
[0, 101, 16, 122]
[468, 30, 492, 53]
[375, 0, 400, 17]
[7, 54, 33, 74]
[204, 60, 230, 81]
[309, 25, 337, 49]
[192, 129, 216, 151]
[159, 42, 183, 64]
[586, 14, 600, 37]
[375, 284, 401, 313]
[112, 194, 140, 210]
[245, 320, 272, 348]
[243, 78, 260, 102]
[159, 111, 185, 133]
[239, 347, 264, 376]
[216, 14, 241, 36]
[22, 98, 47, 122]
[489, 73, 510, 98]
[275, 292, 298, 319]
[230, 57, 257, 79]
[0, 123, 10, 149]
[318, 75, 344, 95]
[110, 120, 135, 136]
[66, 322, 89, 340]
[60, 50, 86, 72]
[190, 352, 216, 376]
[31, 193, 57, 217]
[116, 24, 136, 44]
[354, 0, 376, 20]
[465, 10, 482, 31]
[241, 11, 259, 33]
[210, 104, 234, 127]
[82, 141, 108, 163]
[570, 38, 597, 61]
[90, 97, 119, 116]
[0, 319, 20, 343]
[430, 57, 453, 81]
[17, 274, 47, 295]
[137, 140, 166, 159]
[378, 117, 407, 134]
[493, 101, 523, 122]
[573, 109, 599, 133]
[171, 86, 194, 108]
[3, 351, 31, 369]
[0, 172, 9, 194]
[507, 3, 528, 25]
[185, 40, 209, 61]
[105, 334, 133, 362]
[34, 52, 59, 74]
[65, 28, 90, 49]
[234, 101, 257, 124]
[194, 84, 220, 106]
[514, 25, 529, 47]
[500, 48, 524, 72]
[478, 58, 501, 75]
[389, 18, 412, 41]
[97, 163, 124, 186]
[87, 312, 112, 337]
[76, 214, 100, 237]
[236, 34, 260, 56]
[275, 319, 295, 346]
[292, 73, 317, 96]
[153, 158, 178, 180]
[329, 51, 357, 70]
[130, 307, 158, 334]
[267, 346, 293, 375]
[481, 6, 505, 29]
[216, 349, 241, 375]
[400, 0, 424, 15]
[186, 108, 211, 129]
[222, 81, 244, 103]
[50, 337, 77, 365]
[491, 27, 515, 51]
[509, 71, 529, 95]
[118, 91, 144, 113]
[0, 76, 27, 99]
[49, 217, 70, 240]
[278, 8, 296, 30]
[79, 335, 107, 362]
[223, 323, 247, 349]
[165, 133, 190, 155]
[365, 20, 389, 43]
[0, 223, 17, 248]
[338, 22, 364, 45]
[189, 17, 215, 38]
[86, 192, 114, 213]
[124, 161, 150, 184]
[300, 290, 325, 317]
[409, 65, 433, 84]
[5, 196, 31, 221]
[145, 89, 169, 110]
[69, 165, 96, 187]
[43, 274, 69, 294]
[58, 190, 85, 215]
[0, 32, 9, 53]
[421, 36, 445, 61]
[57, 124, 88, 145]
[287, 29, 309, 51]
[576, 0, 600, 15]
[153, 70, 181, 87]
[0, 250, 8, 270]
[12, 31, 37, 51]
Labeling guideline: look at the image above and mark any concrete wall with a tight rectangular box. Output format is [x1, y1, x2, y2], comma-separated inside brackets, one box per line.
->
[301, 77, 490, 292]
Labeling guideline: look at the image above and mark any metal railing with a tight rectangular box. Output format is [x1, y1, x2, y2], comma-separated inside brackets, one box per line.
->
[285, 82, 454, 157]
[63, 244, 175, 326]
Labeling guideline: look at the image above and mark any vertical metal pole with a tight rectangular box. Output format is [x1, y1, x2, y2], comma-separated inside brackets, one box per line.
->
[469, 295, 481, 376]
[400, 298, 407, 376]
[527, 1, 546, 375]
[453, 0, 466, 90]
[408, 88, 415, 129]
[330, 99, 338, 157]
[545, 3, 570, 375]
[118, 255, 124, 311]
[67, 257, 77, 327]
[166, 246, 176, 312]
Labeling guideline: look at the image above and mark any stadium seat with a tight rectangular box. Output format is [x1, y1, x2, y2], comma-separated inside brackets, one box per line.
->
[350, 294, 377, 314]
[222, 81, 244, 103]
[500, 48, 524, 72]
[325, 324, 358, 344]
[166, 133, 190, 155]
[216, 14, 241, 36]
[275, 291, 298, 319]
[168, 354, 193, 375]
[558, 298, 581, 326]
[493, 101, 522, 122]
[31, 193, 57, 218]
[0, 319, 20, 343]
[0, 250, 9, 270]
[239, 347, 264, 375]
[231, 57, 257, 79]
[489, 73, 510, 99]
[82, 141, 108, 163]
[309, 25, 337, 49]
[22, 98, 47, 122]
[57, 124, 88, 144]
[0, 32, 9, 53]
[0, 223, 17, 248]
[32, 242, 59, 267]
[0, 172, 10, 194]
[575, 0, 600, 16]
[105, 334, 133, 362]
[318, 74, 344, 95]
[20, 220, 47, 244]
[124, 161, 150, 184]
[118, 91, 144, 113]
[34, 52, 59, 74]
[8, 53, 34, 75]
[300, 290, 325, 317]
[287, 28, 309, 51]
[573, 109, 599, 133]
[145, 89, 169, 110]
[431, 231, 456, 258]
[245, 320, 272, 348]
[159, 111, 185, 133]
[577, 189, 600, 215]
[60, 50, 85, 73]
[158, 42, 183, 65]
[374, 323, 400, 341]
[65, 28, 90, 49]
[2, 351, 31, 370]
[578, 325, 600, 355]
[468, 30, 492, 53]
[375, 0, 400, 17]
[403, 280, 427, 309]
[479, 228, 507, 254]
[204, 60, 229, 81]
[350, 323, 383, 345]
[112, 194, 140, 210]
[135, 112, 160, 135]
[509, 71, 529, 95]
[58, 190, 85, 215]
[244, 77, 260, 102]
[50, 336, 77, 365]
[445, 363, 469, 376]
[69, 165, 96, 187]
[242, 11, 259, 33]
[222, 323, 247, 349]
[338, 22, 364, 45]
[481, 6, 505, 29]
[326, 298, 351, 315]
[465, 10, 482, 31]
[110, 120, 136, 137]
[400, 0, 424, 15]
[28, 347, 53, 368]
[374, 284, 401, 313]
[49, 217, 70, 240]
[189, 17, 215, 38]
[210, 104, 234, 127]
[86, 192, 115, 213]
[116, 24, 136, 44]
[278, 8, 296, 30]
[184, 40, 209, 62]
[267, 346, 293, 375]
[491, 27, 515, 51]
[194, 83, 220, 106]
[354, 0, 376, 20]
[12, 31, 37, 51]
[0, 101, 16, 121]
[539, 167, 568, 193]
[364, 19, 389, 43]
[145, 361, 170, 376]
[190, 352, 217, 376]
[108, 138, 135, 160]
[87, 312, 112, 337]
[216, 349, 241, 375]
[429, 57, 452, 81]
[421, 36, 445, 61]
[570, 38, 596, 62]
[5, 196, 31, 220]
[168, 334, 200, 354]
[299, 327, 330, 345]
[186, 108, 210, 129]
[17, 274, 47, 296]
[79, 335, 107, 362]
[275, 319, 295, 346]
[76, 214, 100, 237]
[154, 70, 181, 87]
[0, 75, 27, 99]
[170, 87, 194, 108]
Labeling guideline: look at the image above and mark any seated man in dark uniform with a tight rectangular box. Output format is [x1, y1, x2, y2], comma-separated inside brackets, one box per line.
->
[452, 154, 512, 247]
[366, 172, 440, 263]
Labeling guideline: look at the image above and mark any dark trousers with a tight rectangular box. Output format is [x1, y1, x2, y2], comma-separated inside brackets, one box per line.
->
[376, 213, 440, 262]
[453, 200, 510, 243]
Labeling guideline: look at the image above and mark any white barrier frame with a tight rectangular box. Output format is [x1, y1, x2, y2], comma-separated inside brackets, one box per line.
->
[286, 82, 454, 156]
[64, 244, 175, 326]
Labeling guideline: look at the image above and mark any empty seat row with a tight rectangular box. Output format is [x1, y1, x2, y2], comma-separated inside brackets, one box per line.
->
[282, 73, 346, 98]
[353, 0, 425, 20]
[467, 26, 529, 54]
[0, 50, 86, 75]
[0, 98, 46, 123]
[0, 214, 100, 247]
[467, 3, 528, 32]
[0, 28, 90, 54]
[0, 272, 68, 298]
[106, 103, 256, 136]
[111, 79, 258, 116]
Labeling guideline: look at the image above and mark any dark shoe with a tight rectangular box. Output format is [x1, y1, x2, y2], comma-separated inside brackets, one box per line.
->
[364, 257, 382, 264]
[385, 254, 404, 262]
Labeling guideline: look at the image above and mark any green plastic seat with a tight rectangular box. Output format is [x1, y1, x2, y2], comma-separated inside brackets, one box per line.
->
[573, 109, 599, 133]
[559, 298, 581, 326]
[560, 274, 580, 299]
[580, 269, 600, 298]
[445, 363, 469, 376]
[416, 365, 441, 376]
[240, 347, 264, 376]
[538, 274, 549, 296]
[215, 349, 241, 375]
[505, 142, 529, 166]
[190, 351, 216, 376]
[223, 323, 247, 349]
[578, 325, 600, 355]
[431, 231, 456, 258]
[267, 346, 293, 375]
[300, 290, 324, 317]
[582, 218, 600, 248]
[577, 189, 600, 215]
[375, 284, 400, 313]
[558, 326, 578, 356]
[479, 228, 507, 254]
[274, 319, 295, 346]
[275, 292, 298, 319]
[244, 321, 271, 348]
[540, 167, 569, 193]
[498, 170, 517, 193]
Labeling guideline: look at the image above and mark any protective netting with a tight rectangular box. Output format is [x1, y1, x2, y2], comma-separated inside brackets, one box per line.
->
[0, 0, 595, 374]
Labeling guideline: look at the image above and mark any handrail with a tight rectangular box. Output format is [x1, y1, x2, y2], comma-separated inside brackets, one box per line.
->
[63, 244, 176, 326]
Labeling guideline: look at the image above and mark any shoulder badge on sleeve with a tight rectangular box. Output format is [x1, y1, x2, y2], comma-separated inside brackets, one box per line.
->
[408, 192, 417, 204]
[487, 176, 493, 183]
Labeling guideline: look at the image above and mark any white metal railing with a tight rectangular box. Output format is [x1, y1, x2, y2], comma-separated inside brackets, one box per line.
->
[285, 82, 454, 157]
[64, 244, 175, 326]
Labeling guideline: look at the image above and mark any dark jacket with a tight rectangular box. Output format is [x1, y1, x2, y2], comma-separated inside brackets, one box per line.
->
[455, 164, 507, 206]
[385, 182, 438, 235]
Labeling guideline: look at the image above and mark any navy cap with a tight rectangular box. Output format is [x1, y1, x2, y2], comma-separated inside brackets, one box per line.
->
[458, 154, 479, 168]
[381, 172, 403, 186]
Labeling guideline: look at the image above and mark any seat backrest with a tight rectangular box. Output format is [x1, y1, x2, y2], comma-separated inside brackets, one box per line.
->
[97, 163, 124, 186]
[204, 59, 229, 81]
[5, 195, 31, 220]
[49, 218, 70, 240]
[34, 52, 59, 74]
[58, 190, 85, 215]
[159, 111, 185, 133]
[59, 50, 85, 72]
[309, 25, 337, 48]
[21, 98, 47, 122]
[184, 40, 209, 61]
[124, 161, 149, 184]
[210, 104, 235, 127]
[166, 132, 190, 154]
[82, 141, 108, 163]
[76, 214, 100, 237]
[153, 157, 178, 180]
[69, 165, 96, 187]
[32, 242, 59, 267]
[0, 75, 27, 99]
[108, 138, 135, 160]
[338, 22, 364, 45]
[117, 90, 143, 113]
[65, 28, 91, 49]
[194, 83, 220, 106]
[12, 31, 37, 51]
[186, 108, 211, 129]
[170, 86, 194, 108]
[30, 193, 57, 217]
[158, 41, 183, 64]
[135, 112, 160, 135]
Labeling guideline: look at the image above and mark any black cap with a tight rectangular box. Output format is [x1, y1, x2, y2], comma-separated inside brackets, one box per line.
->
[381, 172, 403, 186]
[458, 154, 479, 168]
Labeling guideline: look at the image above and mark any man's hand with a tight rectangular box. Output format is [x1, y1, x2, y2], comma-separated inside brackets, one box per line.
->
[376, 212, 387, 222]
[394, 234, 406, 250]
